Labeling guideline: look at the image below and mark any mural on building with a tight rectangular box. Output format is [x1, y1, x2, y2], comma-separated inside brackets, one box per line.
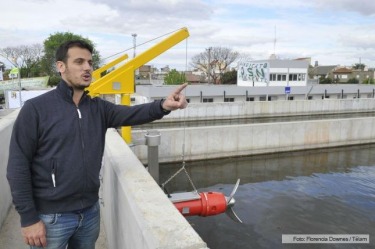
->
[237, 61, 270, 86]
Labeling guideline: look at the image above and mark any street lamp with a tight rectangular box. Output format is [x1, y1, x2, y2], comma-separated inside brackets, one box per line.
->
[11, 57, 22, 107]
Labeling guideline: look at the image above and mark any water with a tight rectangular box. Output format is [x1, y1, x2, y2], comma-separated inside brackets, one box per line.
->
[160, 144, 375, 249]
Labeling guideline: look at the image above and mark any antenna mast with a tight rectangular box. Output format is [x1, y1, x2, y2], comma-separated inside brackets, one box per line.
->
[273, 25, 277, 55]
[132, 33, 137, 58]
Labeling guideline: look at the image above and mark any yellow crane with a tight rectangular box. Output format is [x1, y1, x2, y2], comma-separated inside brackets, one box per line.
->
[87, 27, 190, 143]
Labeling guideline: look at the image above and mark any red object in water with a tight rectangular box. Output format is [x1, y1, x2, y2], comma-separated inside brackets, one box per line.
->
[173, 192, 227, 217]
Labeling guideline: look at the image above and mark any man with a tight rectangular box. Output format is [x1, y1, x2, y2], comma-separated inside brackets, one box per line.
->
[7, 40, 188, 248]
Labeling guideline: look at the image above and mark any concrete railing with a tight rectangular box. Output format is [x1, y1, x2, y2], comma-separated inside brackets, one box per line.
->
[100, 129, 207, 249]
[161, 98, 375, 121]
[133, 117, 375, 163]
[0, 110, 18, 229]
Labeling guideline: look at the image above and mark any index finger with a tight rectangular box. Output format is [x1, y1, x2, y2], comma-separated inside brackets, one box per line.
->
[172, 83, 188, 95]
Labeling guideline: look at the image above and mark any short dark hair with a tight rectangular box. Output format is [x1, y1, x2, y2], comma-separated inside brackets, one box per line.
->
[55, 40, 93, 63]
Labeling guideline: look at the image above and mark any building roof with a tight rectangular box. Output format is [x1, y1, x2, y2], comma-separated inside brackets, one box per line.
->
[333, 67, 352, 74]
[249, 59, 309, 69]
[312, 65, 337, 75]
[185, 73, 203, 83]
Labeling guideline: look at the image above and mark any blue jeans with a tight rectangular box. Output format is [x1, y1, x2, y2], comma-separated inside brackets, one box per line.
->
[31, 202, 100, 249]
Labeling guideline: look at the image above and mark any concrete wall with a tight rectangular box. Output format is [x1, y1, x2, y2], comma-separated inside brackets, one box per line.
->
[0, 110, 18, 229]
[102, 129, 207, 249]
[160, 98, 375, 121]
[133, 117, 375, 163]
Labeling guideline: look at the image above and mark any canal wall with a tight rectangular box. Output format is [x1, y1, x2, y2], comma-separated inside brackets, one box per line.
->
[160, 98, 375, 121]
[132, 117, 375, 163]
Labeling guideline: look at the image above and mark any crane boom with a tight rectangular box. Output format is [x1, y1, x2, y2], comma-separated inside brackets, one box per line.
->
[86, 27, 190, 143]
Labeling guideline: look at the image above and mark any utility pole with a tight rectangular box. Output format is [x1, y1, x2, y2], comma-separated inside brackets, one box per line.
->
[207, 47, 212, 84]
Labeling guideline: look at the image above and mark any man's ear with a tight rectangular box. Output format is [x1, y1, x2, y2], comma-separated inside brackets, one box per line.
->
[56, 61, 66, 74]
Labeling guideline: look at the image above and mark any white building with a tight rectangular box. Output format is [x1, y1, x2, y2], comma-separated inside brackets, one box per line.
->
[238, 59, 309, 87]
[134, 84, 375, 104]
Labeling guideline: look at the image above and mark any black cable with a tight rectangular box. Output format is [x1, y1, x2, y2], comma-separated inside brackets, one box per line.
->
[101, 27, 186, 62]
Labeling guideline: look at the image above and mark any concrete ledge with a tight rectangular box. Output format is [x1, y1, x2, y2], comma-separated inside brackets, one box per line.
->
[0, 110, 19, 229]
[160, 98, 375, 122]
[102, 129, 207, 249]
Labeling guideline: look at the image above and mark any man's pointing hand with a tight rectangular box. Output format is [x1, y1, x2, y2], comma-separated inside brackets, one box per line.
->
[162, 83, 188, 111]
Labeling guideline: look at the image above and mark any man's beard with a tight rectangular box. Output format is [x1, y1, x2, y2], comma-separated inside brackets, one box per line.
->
[64, 67, 91, 91]
[73, 84, 87, 91]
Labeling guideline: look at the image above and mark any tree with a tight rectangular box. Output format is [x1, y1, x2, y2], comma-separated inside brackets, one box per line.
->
[164, 69, 186, 85]
[363, 78, 375, 84]
[347, 78, 359, 84]
[352, 63, 366, 70]
[40, 32, 101, 80]
[221, 70, 237, 84]
[0, 44, 43, 78]
[190, 47, 239, 84]
[319, 76, 333, 84]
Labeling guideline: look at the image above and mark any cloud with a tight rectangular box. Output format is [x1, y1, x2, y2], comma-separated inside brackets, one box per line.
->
[1, 0, 375, 70]
[340, 35, 375, 50]
[85, 0, 213, 33]
[312, 0, 375, 16]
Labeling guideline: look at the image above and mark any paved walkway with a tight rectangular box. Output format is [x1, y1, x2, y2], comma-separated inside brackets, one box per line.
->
[0, 206, 108, 249]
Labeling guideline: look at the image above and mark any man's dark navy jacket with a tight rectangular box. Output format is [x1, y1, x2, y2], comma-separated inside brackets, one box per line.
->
[7, 80, 167, 227]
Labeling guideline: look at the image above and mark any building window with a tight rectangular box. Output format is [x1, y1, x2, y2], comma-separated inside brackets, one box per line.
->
[203, 98, 213, 103]
[289, 74, 297, 81]
[289, 73, 306, 81]
[259, 96, 267, 101]
[287, 96, 294, 100]
[272, 73, 289, 81]
[224, 98, 234, 102]
[246, 97, 255, 101]
[308, 96, 313, 100]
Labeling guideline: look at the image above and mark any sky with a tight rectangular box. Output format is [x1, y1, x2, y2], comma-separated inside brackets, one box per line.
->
[1, 0, 375, 71]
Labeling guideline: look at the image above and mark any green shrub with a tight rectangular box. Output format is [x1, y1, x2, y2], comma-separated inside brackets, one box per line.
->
[48, 75, 61, 87]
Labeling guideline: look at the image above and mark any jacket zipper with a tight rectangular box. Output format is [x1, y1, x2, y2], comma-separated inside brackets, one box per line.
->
[76, 106, 87, 200]
[51, 164, 56, 187]
[77, 108, 85, 149]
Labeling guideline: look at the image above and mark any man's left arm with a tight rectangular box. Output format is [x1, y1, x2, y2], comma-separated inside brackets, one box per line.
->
[105, 83, 188, 127]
